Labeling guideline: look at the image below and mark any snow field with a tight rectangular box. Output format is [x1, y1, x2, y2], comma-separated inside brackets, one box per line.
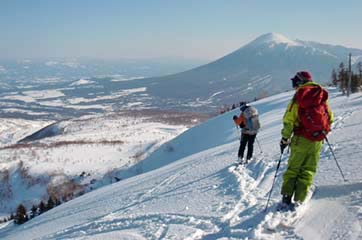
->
[0, 113, 187, 215]
[1, 88, 361, 239]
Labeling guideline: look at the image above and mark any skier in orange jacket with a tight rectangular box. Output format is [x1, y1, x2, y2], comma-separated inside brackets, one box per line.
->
[233, 103, 260, 164]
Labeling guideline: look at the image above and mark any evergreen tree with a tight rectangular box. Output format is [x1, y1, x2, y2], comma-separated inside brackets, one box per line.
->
[54, 197, 61, 206]
[38, 201, 46, 214]
[331, 68, 338, 86]
[14, 204, 28, 224]
[338, 62, 348, 94]
[46, 197, 55, 211]
[332, 60, 362, 94]
[357, 62, 362, 78]
[351, 73, 359, 93]
[358, 62, 362, 90]
[30, 205, 38, 219]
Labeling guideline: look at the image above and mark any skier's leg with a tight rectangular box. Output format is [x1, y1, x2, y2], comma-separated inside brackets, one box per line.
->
[294, 140, 322, 202]
[246, 134, 256, 160]
[238, 133, 247, 159]
[281, 136, 306, 198]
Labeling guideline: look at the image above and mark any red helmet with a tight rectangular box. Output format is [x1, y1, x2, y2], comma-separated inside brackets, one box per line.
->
[291, 71, 312, 88]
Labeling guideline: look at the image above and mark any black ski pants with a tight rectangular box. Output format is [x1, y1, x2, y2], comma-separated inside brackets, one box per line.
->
[238, 133, 256, 160]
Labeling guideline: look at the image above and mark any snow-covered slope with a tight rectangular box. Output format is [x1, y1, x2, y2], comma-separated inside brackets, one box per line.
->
[0, 112, 189, 216]
[1, 89, 361, 239]
[0, 118, 51, 146]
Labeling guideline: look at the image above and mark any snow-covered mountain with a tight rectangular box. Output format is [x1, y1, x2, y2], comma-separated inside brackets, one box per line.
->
[142, 32, 362, 108]
[1, 88, 361, 239]
[1, 33, 361, 119]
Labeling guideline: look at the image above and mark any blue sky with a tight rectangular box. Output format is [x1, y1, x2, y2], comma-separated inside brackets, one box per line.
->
[1, 0, 361, 60]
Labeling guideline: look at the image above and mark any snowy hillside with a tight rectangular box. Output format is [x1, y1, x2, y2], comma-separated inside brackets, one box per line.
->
[1, 88, 361, 239]
[0, 112, 194, 216]
[0, 118, 51, 146]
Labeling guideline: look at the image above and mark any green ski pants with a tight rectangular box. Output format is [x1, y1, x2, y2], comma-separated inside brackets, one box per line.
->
[281, 135, 322, 202]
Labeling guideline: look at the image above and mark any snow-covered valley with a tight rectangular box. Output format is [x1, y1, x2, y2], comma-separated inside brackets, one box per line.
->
[1, 88, 360, 239]
[0, 111, 208, 217]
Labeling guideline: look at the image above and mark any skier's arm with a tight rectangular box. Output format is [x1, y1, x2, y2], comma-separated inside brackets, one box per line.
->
[326, 101, 334, 124]
[233, 114, 246, 128]
[281, 100, 298, 139]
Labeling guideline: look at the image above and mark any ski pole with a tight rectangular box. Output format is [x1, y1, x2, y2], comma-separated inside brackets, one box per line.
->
[324, 136, 347, 182]
[264, 149, 284, 212]
[256, 136, 263, 154]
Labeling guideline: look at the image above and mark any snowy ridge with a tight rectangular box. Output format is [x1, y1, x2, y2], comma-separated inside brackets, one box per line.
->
[0, 119, 51, 146]
[246, 32, 302, 48]
[1, 89, 361, 239]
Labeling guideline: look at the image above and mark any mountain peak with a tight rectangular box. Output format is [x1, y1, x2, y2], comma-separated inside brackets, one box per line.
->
[247, 32, 301, 47]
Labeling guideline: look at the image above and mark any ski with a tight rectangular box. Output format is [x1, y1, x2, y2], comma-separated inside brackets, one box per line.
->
[233, 162, 243, 170]
[233, 159, 248, 169]
[265, 185, 317, 231]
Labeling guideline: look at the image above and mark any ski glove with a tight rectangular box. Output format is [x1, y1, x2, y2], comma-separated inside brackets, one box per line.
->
[280, 137, 289, 153]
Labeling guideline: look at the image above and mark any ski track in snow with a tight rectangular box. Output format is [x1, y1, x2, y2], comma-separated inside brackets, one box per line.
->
[202, 91, 362, 239]
[44, 150, 275, 240]
[1, 89, 361, 239]
[39, 150, 231, 240]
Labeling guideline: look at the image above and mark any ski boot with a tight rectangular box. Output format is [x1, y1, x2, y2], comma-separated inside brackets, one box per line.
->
[276, 195, 293, 212]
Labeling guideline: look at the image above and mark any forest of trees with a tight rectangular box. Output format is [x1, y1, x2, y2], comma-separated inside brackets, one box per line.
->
[0, 196, 61, 225]
[331, 61, 362, 94]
